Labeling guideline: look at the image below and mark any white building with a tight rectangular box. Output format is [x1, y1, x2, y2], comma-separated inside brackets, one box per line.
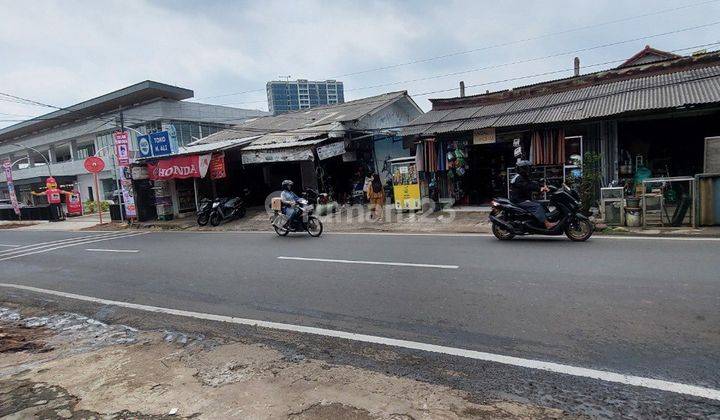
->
[0, 81, 267, 208]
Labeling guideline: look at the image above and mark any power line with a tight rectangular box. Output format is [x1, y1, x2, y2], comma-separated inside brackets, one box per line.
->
[193, 0, 720, 101]
[210, 21, 720, 108]
[343, 21, 720, 93]
[2, 42, 718, 136]
[335, 0, 720, 78]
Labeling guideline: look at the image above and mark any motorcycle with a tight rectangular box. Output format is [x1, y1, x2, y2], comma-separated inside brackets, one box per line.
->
[303, 187, 337, 216]
[196, 198, 214, 226]
[271, 196, 323, 237]
[209, 196, 247, 226]
[489, 184, 594, 241]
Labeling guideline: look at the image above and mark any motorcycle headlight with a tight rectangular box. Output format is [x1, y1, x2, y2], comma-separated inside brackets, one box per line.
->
[491, 200, 500, 207]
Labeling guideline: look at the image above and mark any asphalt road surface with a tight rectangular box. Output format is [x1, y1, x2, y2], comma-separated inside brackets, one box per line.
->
[2, 229, 719, 417]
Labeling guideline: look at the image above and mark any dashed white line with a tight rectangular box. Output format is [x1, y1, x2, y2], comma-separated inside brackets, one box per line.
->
[277, 256, 459, 269]
[0, 244, 20, 247]
[0, 282, 717, 401]
[85, 248, 139, 253]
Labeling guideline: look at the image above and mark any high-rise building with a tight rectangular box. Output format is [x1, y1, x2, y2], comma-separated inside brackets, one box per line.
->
[266, 79, 344, 115]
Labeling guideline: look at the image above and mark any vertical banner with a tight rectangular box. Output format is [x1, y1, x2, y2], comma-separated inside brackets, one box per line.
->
[2, 159, 21, 216]
[113, 131, 130, 166]
[209, 153, 226, 180]
[113, 131, 137, 219]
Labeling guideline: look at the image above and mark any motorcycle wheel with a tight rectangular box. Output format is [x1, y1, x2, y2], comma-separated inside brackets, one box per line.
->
[274, 225, 289, 236]
[209, 212, 222, 227]
[565, 219, 593, 242]
[197, 213, 210, 226]
[492, 223, 515, 240]
[306, 216, 323, 237]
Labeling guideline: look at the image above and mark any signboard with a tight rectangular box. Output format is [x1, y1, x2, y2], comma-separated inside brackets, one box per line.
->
[472, 128, 496, 145]
[705, 136, 720, 173]
[66, 191, 83, 216]
[147, 154, 211, 180]
[137, 134, 153, 159]
[242, 148, 314, 164]
[2, 159, 20, 216]
[391, 160, 421, 211]
[84, 156, 105, 173]
[113, 131, 130, 166]
[316, 141, 346, 160]
[149, 131, 173, 157]
[209, 153, 226, 180]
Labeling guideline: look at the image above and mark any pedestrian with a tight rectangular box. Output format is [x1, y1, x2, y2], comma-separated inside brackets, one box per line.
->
[367, 173, 385, 221]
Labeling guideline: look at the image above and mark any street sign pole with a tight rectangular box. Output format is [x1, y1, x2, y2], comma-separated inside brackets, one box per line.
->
[84, 156, 106, 225]
[93, 172, 103, 224]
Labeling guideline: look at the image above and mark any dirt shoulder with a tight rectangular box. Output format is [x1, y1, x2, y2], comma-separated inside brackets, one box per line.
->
[0, 304, 573, 419]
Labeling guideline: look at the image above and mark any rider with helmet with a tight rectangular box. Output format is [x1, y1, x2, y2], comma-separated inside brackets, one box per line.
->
[280, 180, 301, 226]
[510, 160, 557, 229]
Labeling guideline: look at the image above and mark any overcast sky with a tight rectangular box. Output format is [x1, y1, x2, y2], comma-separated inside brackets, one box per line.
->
[1, 0, 719, 129]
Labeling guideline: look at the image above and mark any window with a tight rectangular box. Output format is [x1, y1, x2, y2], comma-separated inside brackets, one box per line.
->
[76, 143, 95, 159]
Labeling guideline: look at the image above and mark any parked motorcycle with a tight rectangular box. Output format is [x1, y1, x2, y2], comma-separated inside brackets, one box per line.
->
[489, 184, 594, 241]
[303, 187, 338, 216]
[196, 198, 214, 226]
[209, 196, 247, 226]
[270, 196, 323, 237]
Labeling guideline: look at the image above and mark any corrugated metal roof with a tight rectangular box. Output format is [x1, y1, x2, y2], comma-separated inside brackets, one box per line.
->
[403, 65, 720, 136]
[195, 91, 410, 146]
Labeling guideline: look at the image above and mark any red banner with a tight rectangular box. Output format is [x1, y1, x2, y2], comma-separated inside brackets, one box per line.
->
[147, 154, 211, 180]
[209, 153, 226, 180]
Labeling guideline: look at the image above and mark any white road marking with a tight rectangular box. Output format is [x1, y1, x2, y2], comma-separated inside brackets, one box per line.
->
[0, 244, 20, 247]
[0, 282, 717, 401]
[278, 256, 459, 269]
[0, 232, 149, 262]
[85, 248, 139, 253]
[0, 231, 127, 256]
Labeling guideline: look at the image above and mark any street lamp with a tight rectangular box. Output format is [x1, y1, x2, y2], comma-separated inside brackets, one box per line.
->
[11, 143, 52, 177]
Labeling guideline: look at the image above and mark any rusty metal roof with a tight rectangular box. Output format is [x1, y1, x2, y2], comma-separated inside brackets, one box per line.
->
[402, 65, 720, 136]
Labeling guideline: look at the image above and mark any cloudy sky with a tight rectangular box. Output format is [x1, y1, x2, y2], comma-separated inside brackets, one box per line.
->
[1, 0, 718, 128]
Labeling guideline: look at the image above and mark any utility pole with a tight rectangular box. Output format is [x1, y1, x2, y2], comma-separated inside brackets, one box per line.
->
[114, 106, 125, 222]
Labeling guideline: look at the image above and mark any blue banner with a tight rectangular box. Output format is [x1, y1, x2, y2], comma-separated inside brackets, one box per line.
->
[149, 131, 172, 157]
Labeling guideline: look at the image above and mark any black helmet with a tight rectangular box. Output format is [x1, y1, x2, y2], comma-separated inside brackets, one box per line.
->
[281, 180, 294, 190]
[516, 160, 532, 176]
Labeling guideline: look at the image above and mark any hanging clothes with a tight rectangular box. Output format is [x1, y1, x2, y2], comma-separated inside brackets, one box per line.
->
[415, 141, 425, 172]
[424, 138, 437, 172]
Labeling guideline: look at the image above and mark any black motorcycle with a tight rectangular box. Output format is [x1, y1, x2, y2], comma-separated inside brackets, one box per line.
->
[209, 196, 247, 226]
[196, 198, 214, 226]
[271, 196, 323, 237]
[489, 184, 594, 241]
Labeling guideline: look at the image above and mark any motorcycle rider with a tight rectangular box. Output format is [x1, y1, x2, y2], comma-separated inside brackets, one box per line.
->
[280, 180, 301, 227]
[510, 160, 558, 229]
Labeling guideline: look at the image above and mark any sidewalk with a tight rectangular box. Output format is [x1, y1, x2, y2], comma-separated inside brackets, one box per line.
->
[79, 206, 720, 237]
[1, 212, 110, 231]
[87, 206, 494, 234]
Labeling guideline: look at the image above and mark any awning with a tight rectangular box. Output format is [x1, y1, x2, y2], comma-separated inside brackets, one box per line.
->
[147, 154, 211, 180]
[241, 147, 315, 164]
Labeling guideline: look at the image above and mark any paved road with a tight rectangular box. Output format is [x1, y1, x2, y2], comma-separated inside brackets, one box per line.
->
[1, 229, 719, 415]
